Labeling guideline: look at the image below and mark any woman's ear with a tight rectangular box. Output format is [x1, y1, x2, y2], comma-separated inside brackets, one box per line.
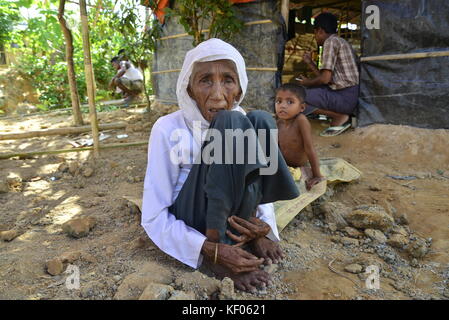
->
[235, 88, 242, 102]
[187, 84, 194, 99]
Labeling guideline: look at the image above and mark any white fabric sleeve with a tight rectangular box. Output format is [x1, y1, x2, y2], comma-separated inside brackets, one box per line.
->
[255, 203, 281, 242]
[141, 120, 207, 269]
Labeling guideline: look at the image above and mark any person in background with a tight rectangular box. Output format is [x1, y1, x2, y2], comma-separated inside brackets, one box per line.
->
[297, 12, 359, 137]
[109, 55, 144, 103]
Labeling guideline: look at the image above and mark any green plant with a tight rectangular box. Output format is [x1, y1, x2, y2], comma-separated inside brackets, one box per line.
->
[3, 0, 152, 110]
[166, 0, 243, 46]
[0, 0, 20, 47]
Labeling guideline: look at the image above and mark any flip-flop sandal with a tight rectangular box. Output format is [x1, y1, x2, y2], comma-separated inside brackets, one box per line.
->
[320, 121, 351, 137]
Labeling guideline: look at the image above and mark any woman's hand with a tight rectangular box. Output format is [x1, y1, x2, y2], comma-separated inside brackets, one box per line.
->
[202, 241, 264, 273]
[226, 216, 271, 247]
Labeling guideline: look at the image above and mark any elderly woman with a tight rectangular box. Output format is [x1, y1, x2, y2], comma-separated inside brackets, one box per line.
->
[141, 39, 299, 292]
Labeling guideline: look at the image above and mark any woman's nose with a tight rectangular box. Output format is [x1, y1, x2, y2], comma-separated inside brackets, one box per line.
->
[210, 81, 226, 100]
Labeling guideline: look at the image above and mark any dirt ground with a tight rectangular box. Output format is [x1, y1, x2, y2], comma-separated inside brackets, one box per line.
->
[0, 106, 448, 300]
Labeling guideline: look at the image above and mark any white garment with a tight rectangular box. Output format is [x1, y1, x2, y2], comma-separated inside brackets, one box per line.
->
[141, 39, 280, 269]
[120, 61, 143, 81]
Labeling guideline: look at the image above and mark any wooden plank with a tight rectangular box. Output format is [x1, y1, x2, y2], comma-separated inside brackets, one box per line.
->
[0, 122, 127, 141]
[0, 141, 148, 160]
[275, 180, 327, 233]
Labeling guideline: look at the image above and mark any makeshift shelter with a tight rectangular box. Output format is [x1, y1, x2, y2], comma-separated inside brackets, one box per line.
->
[358, 0, 449, 129]
[147, 0, 449, 129]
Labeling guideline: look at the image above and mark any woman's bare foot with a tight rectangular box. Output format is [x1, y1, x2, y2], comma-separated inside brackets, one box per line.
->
[250, 237, 284, 264]
[205, 260, 270, 293]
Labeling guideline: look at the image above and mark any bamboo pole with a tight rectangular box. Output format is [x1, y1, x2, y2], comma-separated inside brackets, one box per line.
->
[0, 122, 127, 141]
[79, 0, 100, 157]
[0, 141, 149, 160]
[157, 20, 274, 41]
[152, 67, 278, 75]
[281, 0, 290, 33]
[361, 50, 449, 62]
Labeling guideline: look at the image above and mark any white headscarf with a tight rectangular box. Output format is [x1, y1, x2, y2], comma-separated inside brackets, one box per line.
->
[176, 38, 248, 134]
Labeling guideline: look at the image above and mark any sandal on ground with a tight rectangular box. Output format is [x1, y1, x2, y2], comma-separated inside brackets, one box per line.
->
[320, 120, 351, 137]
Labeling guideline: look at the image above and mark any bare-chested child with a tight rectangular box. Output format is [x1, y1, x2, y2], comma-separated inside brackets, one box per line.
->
[275, 83, 323, 190]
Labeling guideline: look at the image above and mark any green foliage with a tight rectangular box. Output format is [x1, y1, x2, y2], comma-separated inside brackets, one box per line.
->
[166, 0, 243, 46]
[0, 0, 20, 46]
[3, 0, 156, 110]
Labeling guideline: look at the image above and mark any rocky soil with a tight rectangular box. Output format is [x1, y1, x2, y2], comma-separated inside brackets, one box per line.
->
[0, 106, 448, 300]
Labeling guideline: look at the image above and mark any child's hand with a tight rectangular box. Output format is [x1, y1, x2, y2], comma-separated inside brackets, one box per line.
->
[306, 176, 325, 190]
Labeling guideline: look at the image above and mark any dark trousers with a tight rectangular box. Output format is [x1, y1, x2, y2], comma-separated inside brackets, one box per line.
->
[169, 110, 299, 244]
[304, 85, 359, 116]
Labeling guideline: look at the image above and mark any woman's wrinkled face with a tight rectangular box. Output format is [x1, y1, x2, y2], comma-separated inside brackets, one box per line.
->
[187, 59, 242, 122]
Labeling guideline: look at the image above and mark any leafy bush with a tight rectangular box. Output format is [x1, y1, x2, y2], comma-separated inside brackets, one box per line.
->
[6, 0, 153, 110]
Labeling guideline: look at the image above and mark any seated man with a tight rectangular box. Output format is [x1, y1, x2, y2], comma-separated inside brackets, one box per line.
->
[297, 12, 359, 137]
[141, 39, 299, 293]
[109, 56, 144, 103]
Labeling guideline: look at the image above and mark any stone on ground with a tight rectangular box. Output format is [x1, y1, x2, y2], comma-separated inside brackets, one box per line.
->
[138, 283, 174, 300]
[68, 161, 79, 175]
[114, 261, 173, 300]
[407, 238, 429, 259]
[62, 216, 96, 238]
[340, 237, 359, 246]
[343, 226, 363, 238]
[387, 234, 409, 249]
[345, 205, 394, 231]
[364, 229, 387, 243]
[0, 179, 9, 193]
[320, 201, 350, 230]
[46, 258, 65, 276]
[0, 229, 19, 241]
[82, 167, 94, 178]
[344, 263, 363, 274]
[175, 271, 221, 296]
[59, 251, 82, 263]
[219, 277, 235, 300]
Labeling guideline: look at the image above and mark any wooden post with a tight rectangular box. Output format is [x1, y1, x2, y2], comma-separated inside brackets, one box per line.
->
[79, 0, 100, 157]
[58, 0, 84, 127]
[281, 0, 290, 33]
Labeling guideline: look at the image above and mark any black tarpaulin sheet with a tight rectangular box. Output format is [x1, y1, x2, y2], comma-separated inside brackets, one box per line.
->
[152, 0, 286, 111]
[358, 0, 449, 129]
